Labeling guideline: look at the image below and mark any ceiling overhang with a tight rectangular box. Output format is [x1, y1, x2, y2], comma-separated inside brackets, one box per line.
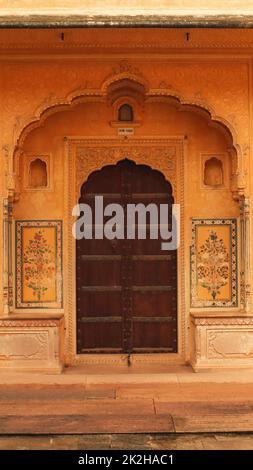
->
[1, 10, 253, 29]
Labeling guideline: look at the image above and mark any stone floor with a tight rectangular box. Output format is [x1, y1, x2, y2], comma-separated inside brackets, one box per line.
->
[0, 382, 253, 434]
[1, 433, 253, 450]
[0, 365, 253, 444]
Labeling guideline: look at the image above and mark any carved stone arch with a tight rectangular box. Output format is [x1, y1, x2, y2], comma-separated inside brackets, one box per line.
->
[11, 88, 244, 197]
[8, 62, 247, 219]
[74, 142, 179, 201]
[3, 82, 251, 357]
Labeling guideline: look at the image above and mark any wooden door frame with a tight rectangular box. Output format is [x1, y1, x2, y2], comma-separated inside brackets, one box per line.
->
[64, 136, 187, 365]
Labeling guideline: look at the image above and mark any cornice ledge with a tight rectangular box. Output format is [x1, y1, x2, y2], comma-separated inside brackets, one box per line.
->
[190, 312, 253, 326]
[1, 12, 253, 29]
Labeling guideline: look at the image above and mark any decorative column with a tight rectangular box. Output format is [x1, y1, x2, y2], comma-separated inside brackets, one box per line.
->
[3, 197, 13, 315]
[239, 196, 251, 312]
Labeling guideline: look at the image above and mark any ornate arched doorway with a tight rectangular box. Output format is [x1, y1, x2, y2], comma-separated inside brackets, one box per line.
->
[76, 159, 177, 355]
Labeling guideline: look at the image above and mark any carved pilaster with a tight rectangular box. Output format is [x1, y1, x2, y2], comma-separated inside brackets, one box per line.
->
[3, 198, 13, 315]
[228, 147, 239, 199]
[3, 144, 21, 202]
[244, 197, 251, 312]
[239, 198, 245, 309]
[230, 144, 248, 201]
[12, 146, 24, 202]
[239, 196, 251, 312]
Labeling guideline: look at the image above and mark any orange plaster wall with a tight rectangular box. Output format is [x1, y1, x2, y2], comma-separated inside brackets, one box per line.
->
[9, 98, 238, 325]
[0, 58, 249, 146]
[15, 100, 238, 220]
[0, 28, 251, 317]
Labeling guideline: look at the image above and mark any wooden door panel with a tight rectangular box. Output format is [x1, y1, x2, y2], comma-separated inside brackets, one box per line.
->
[80, 195, 123, 211]
[78, 322, 123, 351]
[133, 291, 177, 317]
[130, 166, 172, 193]
[76, 159, 178, 354]
[78, 291, 122, 317]
[131, 195, 172, 206]
[78, 259, 121, 286]
[133, 259, 177, 285]
[133, 321, 177, 351]
[83, 166, 122, 193]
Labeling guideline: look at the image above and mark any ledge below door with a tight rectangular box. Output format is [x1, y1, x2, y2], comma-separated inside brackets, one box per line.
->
[190, 312, 253, 372]
[0, 313, 64, 374]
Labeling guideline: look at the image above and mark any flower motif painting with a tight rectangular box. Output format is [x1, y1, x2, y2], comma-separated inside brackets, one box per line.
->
[191, 219, 237, 308]
[197, 230, 229, 300]
[23, 229, 55, 301]
[16, 220, 62, 308]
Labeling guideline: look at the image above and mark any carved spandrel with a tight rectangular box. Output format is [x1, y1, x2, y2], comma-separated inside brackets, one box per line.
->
[76, 145, 177, 200]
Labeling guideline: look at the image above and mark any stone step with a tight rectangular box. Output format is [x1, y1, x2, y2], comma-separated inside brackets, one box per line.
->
[0, 415, 174, 434]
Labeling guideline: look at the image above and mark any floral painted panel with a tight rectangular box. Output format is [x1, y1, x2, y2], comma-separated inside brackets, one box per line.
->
[16, 221, 62, 308]
[191, 219, 237, 308]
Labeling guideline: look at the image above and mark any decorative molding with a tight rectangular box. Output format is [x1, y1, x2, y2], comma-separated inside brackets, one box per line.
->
[10, 73, 244, 202]
[0, 320, 61, 327]
[102, 61, 149, 93]
[4, 32, 253, 50]
[194, 318, 253, 326]
[239, 196, 251, 312]
[76, 144, 177, 197]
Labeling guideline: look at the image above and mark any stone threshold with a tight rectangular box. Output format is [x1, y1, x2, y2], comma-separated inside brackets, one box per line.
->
[1, 364, 253, 385]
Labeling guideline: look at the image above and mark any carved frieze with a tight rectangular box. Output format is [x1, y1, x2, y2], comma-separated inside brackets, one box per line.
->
[207, 331, 253, 359]
[0, 331, 49, 360]
[76, 144, 177, 198]
[190, 314, 253, 370]
[0, 316, 64, 372]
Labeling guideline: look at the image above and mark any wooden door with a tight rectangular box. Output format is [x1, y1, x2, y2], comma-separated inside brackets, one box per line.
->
[76, 159, 177, 354]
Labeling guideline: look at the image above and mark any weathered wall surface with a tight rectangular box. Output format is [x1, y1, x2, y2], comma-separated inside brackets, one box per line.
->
[0, 1, 253, 11]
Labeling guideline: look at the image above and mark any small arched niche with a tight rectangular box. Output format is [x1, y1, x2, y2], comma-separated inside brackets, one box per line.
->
[29, 158, 48, 188]
[118, 103, 134, 122]
[204, 157, 224, 187]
